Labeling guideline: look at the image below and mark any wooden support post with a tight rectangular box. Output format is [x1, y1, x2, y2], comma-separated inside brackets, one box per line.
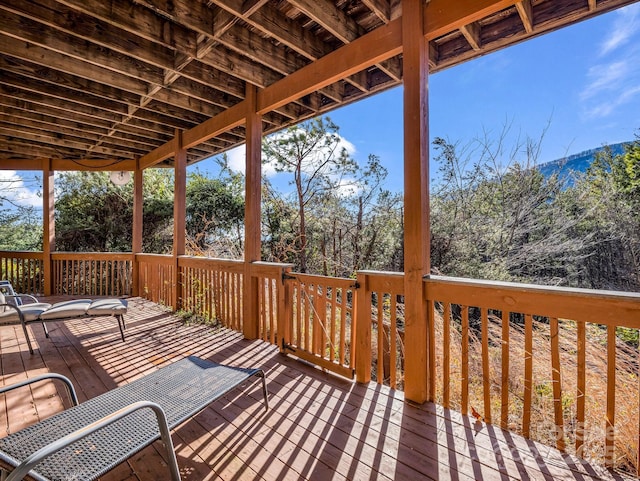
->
[402, 0, 430, 404]
[42, 159, 55, 296]
[173, 132, 187, 311]
[132, 164, 143, 297]
[355, 271, 372, 383]
[278, 265, 293, 353]
[243, 84, 262, 340]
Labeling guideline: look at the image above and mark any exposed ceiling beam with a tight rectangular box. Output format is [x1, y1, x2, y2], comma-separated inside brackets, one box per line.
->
[361, 0, 391, 24]
[515, 0, 534, 34]
[425, 0, 516, 40]
[258, 18, 402, 114]
[459, 22, 482, 51]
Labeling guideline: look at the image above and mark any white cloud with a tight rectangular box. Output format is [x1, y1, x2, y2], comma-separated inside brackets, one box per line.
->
[580, 6, 640, 120]
[599, 3, 640, 56]
[225, 145, 278, 177]
[224, 130, 357, 180]
[580, 61, 629, 100]
[0, 171, 41, 209]
[585, 85, 640, 118]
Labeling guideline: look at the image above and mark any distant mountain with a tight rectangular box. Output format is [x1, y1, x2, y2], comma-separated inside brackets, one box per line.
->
[537, 142, 630, 186]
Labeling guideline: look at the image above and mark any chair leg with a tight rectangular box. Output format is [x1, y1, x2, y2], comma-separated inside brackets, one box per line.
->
[20, 322, 34, 355]
[41, 321, 50, 338]
[258, 370, 269, 412]
[116, 315, 126, 342]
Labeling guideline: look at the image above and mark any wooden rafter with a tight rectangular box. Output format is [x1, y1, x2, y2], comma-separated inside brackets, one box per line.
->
[459, 22, 482, 51]
[0, 0, 637, 164]
[515, 0, 534, 33]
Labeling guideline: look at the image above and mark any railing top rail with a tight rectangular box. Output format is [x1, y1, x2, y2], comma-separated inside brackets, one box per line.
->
[136, 253, 173, 259]
[425, 275, 640, 301]
[178, 256, 244, 272]
[178, 255, 243, 263]
[252, 261, 295, 269]
[51, 252, 134, 260]
[358, 270, 404, 278]
[0, 251, 45, 259]
[288, 272, 356, 288]
[425, 275, 640, 326]
[251, 262, 293, 277]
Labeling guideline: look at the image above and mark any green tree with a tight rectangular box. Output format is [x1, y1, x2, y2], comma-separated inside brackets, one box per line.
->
[55, 170, 174, 253]
[0, 206, 42, 251]
[262, 116, 358, 273]
[574, 137, 640, 290]
[186, 167, 245, 257]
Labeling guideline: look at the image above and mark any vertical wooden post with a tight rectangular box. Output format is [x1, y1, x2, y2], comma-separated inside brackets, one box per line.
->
[174, 132, 187, 311]
[42, 159, 55, 296]
[131, 163, 143, 296]
[243, 84, 262, 339]
[402, 0, 430, 403]
[355, 271, 371, 383]
[278, 265, 293, 353]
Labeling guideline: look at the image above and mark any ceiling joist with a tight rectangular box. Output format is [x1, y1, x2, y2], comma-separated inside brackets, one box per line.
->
[0, 0, 636, 166]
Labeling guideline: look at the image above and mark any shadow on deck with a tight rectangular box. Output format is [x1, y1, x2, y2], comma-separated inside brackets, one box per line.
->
[0, 297, 629, 481]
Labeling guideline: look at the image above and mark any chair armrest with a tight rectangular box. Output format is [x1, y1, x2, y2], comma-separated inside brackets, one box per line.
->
[0, 373, 79, 407]
[4, 401, 181, 481]
[4, 294, 39, 306]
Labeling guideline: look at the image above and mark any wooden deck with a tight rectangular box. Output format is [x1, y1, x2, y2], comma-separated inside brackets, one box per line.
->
[0, 297, 629, 481]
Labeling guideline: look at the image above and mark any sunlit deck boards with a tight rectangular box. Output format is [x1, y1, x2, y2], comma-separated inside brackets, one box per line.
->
[0, 298, 627, 481]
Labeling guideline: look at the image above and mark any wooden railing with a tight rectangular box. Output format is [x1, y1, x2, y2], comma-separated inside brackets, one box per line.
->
[252, 262, 291, 346]
[424, 275, 640, 471]
[136, 254, 175, 308]
[52, 253, 133, 297]
[0, 251, 44, 294]
[283, 272, 357, 379]
[178, 256, 244, 331]
[3, 248, 640, 472]
[356, 271, 405, 389]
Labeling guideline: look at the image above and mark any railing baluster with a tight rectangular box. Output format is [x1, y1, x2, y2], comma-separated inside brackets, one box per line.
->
[270, 278, 276, 344]
[576, 320, 586, 457]
[318, 284, 327, 358]
[339, 288, 347, 366]
[482, 308, 491, 424]
[461, 305, 469, 416]
[606, 324, 616, 468]
[296, 281, 302, 350]
[523, 313, 533, 438]
[550, 316, 565, 451]
[377, 292, 384, 384]
[389, 294, 397, 389]
[330, 287, 337, 363]
[349, 285, 356, 370]
[428, 299, 436, 402]
[501, 310, 510, 430]
[443, 302, 451, 408]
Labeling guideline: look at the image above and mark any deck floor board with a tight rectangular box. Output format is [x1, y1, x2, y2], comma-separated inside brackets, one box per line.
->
[0, 297, 630, 481]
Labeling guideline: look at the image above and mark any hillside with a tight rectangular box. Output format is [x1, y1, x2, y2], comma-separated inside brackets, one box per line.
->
[537, 141, 630, 185]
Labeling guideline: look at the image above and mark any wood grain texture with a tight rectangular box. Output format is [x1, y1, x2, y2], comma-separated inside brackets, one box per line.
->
[2, 0, 635, 164]
[0, 297, 621, 481]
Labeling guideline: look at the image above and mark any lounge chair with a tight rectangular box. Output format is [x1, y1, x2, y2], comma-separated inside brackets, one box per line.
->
[0, 281, 127, 354]
[0, 356, 269, 481]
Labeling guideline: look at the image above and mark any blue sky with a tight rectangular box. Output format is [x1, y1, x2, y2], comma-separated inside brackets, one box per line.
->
[324, 3, 640, 192]
[3, 3, 640, 206]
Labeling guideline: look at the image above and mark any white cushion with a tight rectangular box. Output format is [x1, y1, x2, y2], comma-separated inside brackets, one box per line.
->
[87, 299, 128, 316]
[0, 304, 51, 324]
[39, 300, 92, 320]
